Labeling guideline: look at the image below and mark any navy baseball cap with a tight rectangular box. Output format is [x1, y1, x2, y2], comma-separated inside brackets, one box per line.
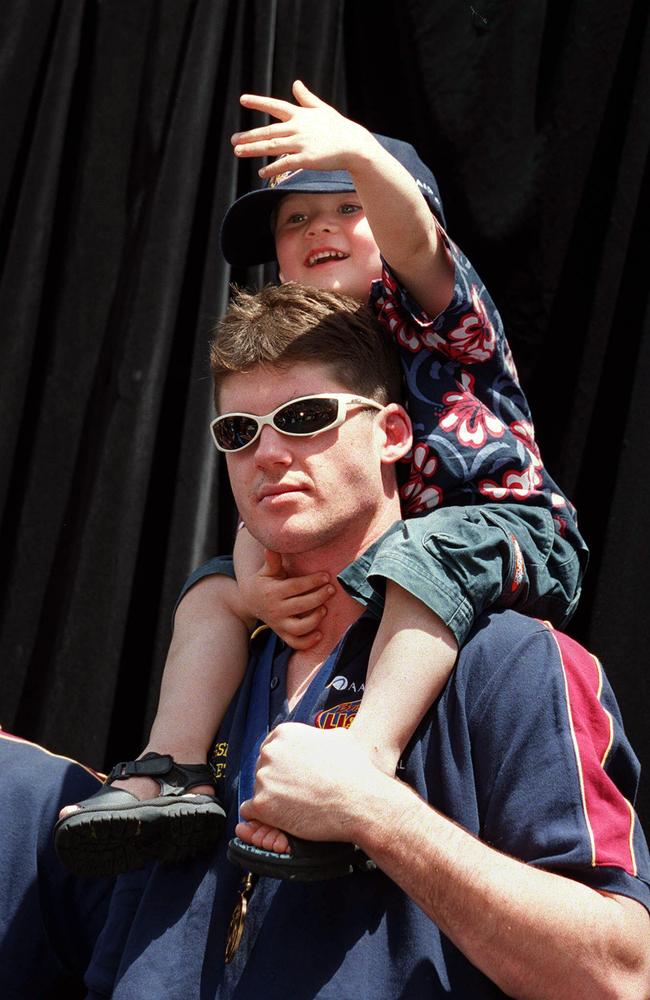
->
[220, 134, 446, 267]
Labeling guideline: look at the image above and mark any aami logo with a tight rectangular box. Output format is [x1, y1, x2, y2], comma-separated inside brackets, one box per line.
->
[329, 676, 365, 693]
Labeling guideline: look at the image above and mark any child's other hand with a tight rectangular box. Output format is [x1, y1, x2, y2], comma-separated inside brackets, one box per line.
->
[248, 550, 335, 650]
[231, 80, 376, 179]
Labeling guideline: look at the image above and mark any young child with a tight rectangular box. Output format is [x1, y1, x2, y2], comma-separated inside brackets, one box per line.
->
[55, 82, 587, 878]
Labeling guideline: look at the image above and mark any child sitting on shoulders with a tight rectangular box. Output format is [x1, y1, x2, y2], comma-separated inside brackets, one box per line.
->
[55, 81, 587, 879]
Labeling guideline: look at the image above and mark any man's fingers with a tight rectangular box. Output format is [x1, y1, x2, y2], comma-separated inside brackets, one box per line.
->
[239, 93, 295, 120]
[291, 79, 325, 109]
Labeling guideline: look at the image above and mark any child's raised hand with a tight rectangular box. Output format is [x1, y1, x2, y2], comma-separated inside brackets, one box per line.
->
[250, 550, 335, 650]
[231, 80, 375, 180]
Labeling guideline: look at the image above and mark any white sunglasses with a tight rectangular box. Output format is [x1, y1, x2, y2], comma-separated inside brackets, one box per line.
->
[210, 392, 383, 453]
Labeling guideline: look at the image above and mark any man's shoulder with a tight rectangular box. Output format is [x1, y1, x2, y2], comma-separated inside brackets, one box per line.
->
[463, 607, 551, 661]
[454, 610, 559, 702]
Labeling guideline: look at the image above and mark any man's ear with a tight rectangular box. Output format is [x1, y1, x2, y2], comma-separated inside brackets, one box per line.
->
[377, 403, 412, 465]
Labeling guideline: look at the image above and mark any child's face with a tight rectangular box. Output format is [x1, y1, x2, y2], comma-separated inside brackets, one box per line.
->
[274, 192, 382, 303]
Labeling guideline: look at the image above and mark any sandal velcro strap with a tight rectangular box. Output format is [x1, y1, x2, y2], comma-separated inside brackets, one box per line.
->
[105, 752, 215, 797]
[107, 754, 175, 782]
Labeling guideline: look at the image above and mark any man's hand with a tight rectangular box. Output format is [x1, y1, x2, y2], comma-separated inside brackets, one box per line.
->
[239, 723, 382, 843]
[238, 550, 335, 650]
[231, 80, 378, 179]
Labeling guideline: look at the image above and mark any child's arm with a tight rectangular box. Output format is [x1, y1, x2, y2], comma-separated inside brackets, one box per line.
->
[234, 526, 336, 650]
[232, 80, 454, 316]
[145, 572, 252, 763]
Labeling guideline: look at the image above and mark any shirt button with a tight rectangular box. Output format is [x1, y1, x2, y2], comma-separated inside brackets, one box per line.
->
[270, 676, 279, 690]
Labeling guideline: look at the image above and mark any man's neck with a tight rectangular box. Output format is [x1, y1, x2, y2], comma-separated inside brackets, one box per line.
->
[284, 583, 365, 710]
[281, 513, 398, 709]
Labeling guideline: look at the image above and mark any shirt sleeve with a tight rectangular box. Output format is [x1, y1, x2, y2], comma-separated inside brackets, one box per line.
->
[458, 615, 650, 911]
[172, 555, 236, 620]
[368, 250, 585, 561]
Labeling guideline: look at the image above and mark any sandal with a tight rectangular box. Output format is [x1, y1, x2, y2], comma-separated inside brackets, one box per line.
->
[227, 833, 375, 881]
[54, 752, 226, 877]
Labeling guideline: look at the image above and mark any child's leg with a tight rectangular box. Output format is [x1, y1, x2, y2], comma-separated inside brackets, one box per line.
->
[346, 580, 457, 774]
[61, 572, 250, 813]
[111, 573, 250, 799]
[235, 582, 457, 856]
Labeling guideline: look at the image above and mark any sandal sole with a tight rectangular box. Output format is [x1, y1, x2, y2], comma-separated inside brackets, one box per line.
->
[55, 798, 226, 877]
[227, 836, 371, 881]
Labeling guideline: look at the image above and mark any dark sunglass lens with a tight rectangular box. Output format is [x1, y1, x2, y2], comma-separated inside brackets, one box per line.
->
[215, 415, 259, 450]
[275, 398, 338, 435]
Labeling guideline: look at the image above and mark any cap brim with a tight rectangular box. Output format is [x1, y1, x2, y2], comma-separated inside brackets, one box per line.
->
[220, 178, 357, 268]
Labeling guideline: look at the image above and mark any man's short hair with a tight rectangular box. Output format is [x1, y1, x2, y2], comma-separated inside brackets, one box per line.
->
[210, 283, 403, 408]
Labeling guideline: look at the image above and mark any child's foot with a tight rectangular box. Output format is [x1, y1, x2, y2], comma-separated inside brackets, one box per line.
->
[54, 752, 226, 877]
[227, 822, 370, 881]
[58, 746, 214, 821]
[227, 728, 387, 881]
[235, 818, 291, 855]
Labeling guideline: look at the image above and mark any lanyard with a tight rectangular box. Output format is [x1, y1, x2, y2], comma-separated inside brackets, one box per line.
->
[237, 630, 340, 817]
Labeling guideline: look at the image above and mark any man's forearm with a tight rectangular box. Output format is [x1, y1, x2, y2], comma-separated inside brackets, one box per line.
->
[244, 724, 650, 1000]
[355, 772, 650, 1000]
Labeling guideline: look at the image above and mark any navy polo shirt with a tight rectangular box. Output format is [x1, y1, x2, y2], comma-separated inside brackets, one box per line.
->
[86, 610, 650, 998]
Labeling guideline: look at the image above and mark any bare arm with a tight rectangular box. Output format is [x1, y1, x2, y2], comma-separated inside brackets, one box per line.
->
[147, 573, 252, 752]
[233, 80, 454, 316]
[241, 725, 650, 1000]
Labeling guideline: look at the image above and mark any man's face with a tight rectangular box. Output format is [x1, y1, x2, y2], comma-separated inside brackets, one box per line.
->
[220, 361, 392, 559]
[274, 192, 382, 303]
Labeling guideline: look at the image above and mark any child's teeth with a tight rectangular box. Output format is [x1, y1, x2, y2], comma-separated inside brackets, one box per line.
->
[309, 251, 346, 265]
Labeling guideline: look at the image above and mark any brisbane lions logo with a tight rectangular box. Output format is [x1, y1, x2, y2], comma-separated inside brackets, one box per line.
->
[314, 700, 360, 730]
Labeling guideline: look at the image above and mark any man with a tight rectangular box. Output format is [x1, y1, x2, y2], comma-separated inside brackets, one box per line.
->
[86, 282, 650, 999]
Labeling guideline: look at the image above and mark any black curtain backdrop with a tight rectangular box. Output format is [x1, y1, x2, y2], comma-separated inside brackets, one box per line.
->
[1, 0, 648, 827]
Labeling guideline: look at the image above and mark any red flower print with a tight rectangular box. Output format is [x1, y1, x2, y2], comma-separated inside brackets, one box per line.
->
[510, 420, 542, 468]
[428, 285, 496, 363]
[440, 372, 505, 449]
[375, 290, 422, 353]
[401, 443, 443, 513]
[553, 515, 568, 537]
[478, 461, 542, 501]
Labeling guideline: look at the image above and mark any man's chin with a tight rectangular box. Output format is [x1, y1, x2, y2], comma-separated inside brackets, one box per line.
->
[248, 515, 335, 556]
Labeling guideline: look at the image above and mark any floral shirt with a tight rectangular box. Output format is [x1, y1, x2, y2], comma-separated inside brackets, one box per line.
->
[369, 242, 582, 551]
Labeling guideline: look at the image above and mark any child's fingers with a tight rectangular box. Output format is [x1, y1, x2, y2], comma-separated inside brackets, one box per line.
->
[257, 155, 304, 179]
[260, 549, 286, 580]
[272, 571, 331, 598]
[282, 629, 324, 651]
[239, 93, 296, 120]
[279, 607, 328, 636]
[233, 138, 301, 161]
[279, 584, 335, 616]
[231, 122, 295, 147]
[291, 79, 326, 109]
